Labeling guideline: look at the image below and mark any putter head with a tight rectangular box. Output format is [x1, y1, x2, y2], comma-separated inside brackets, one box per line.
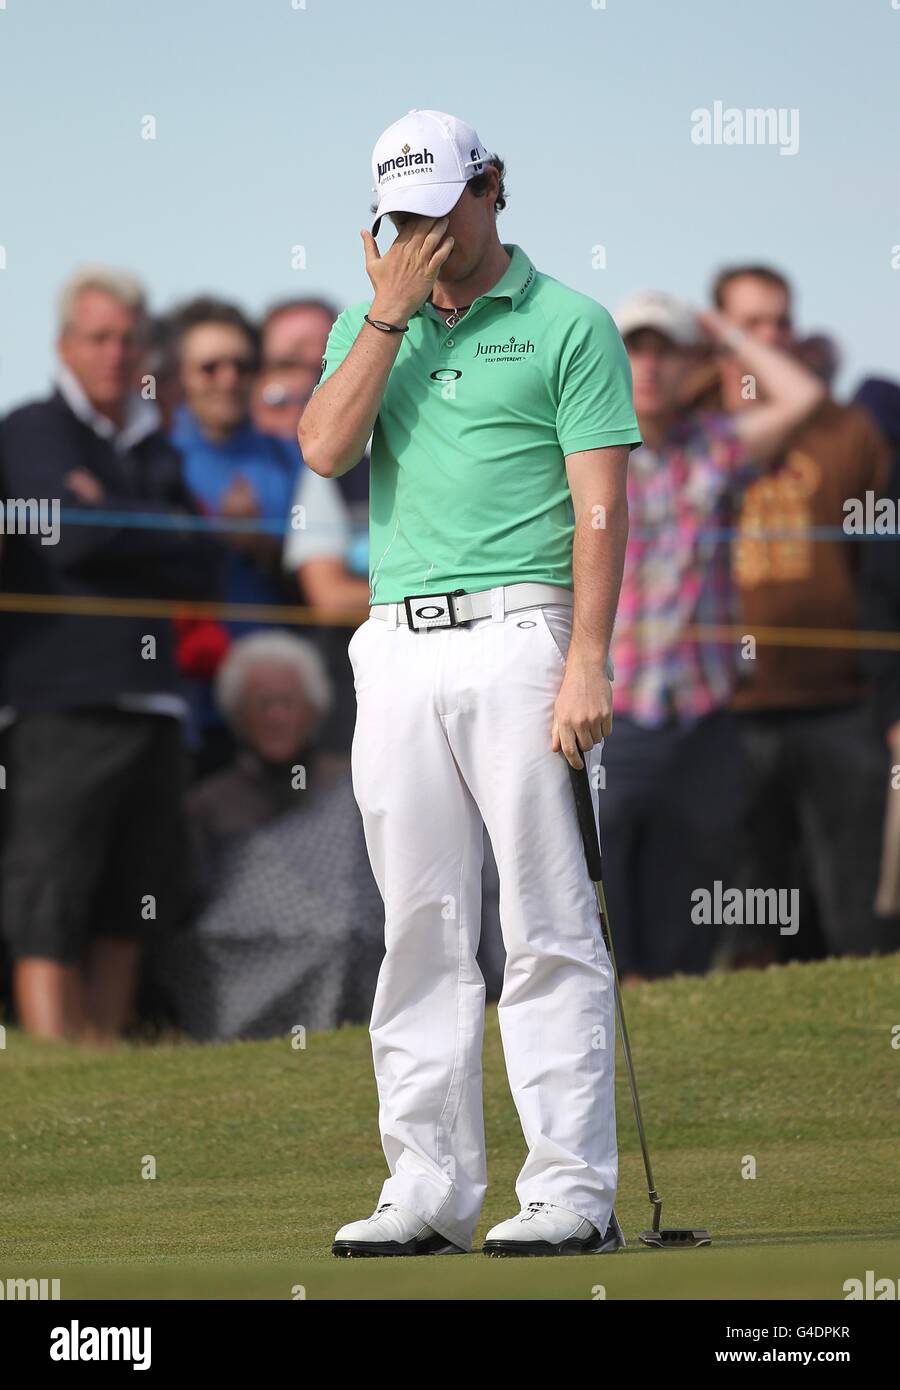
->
[639, 1228, 712, 1249]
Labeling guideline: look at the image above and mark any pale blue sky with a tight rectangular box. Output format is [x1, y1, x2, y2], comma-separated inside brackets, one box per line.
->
[0, 0, 897, 410]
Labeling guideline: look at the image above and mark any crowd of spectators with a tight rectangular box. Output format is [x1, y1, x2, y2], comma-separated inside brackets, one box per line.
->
[0, 258, 897, 1042]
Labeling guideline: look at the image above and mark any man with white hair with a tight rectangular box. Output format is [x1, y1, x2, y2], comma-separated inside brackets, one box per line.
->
[0, 264, 222, 1042]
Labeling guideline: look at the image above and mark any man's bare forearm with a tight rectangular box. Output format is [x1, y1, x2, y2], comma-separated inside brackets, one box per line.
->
[300, 216, 456, 478]
[298, 319, 406, 478]
[569, 491, 629, 664]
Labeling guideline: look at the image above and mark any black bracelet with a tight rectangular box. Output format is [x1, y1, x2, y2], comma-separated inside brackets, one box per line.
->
[364, 314, 409, 334]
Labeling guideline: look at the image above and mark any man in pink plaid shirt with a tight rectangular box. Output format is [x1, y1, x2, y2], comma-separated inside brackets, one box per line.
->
[599, 291, 824, 980]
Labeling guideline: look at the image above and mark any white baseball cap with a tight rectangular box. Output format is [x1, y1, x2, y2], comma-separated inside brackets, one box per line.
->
[370, 109, 491, 237]
[614, 290, 701, 348]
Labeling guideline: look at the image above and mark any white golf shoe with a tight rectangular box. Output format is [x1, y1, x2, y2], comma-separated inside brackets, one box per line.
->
[482, 1201, 626, 1256]
[332, 1201, 467, 1257]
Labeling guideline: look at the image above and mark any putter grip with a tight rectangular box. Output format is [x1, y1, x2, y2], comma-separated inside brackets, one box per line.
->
[568, 758, 603, 883]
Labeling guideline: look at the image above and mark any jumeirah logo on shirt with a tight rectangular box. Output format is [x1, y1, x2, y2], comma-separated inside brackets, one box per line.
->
[474, 334, 535, 362]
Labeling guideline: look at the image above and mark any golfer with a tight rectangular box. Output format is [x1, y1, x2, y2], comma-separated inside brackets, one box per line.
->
[299, 109, 642, 1256]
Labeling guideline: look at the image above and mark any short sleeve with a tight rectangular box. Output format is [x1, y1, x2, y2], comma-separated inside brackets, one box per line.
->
[312, 306, 365, 395]
[556, 302, 643, 456]
[283, 465, 351, 571]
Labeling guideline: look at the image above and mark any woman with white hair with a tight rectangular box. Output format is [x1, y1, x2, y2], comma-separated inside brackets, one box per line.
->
[196, 627, 335, 844]
[148, 630, 385, 1039]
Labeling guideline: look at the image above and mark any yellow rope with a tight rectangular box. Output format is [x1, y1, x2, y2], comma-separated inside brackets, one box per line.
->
[1, 592, 899, 651]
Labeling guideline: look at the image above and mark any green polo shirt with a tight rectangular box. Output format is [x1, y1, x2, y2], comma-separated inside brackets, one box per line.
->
[315, 243, 641, 604]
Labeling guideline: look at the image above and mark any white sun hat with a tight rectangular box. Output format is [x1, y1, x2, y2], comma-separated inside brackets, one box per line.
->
[614, 290, 701, 348]
[370, 109, 491, 236]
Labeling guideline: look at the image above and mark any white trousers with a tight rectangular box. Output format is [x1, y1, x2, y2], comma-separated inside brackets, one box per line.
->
[347, 591, 617, 1251]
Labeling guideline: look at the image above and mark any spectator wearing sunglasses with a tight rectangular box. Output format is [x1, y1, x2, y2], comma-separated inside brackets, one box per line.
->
[169, 296, 304, 773]
[253, 297, 339, 442]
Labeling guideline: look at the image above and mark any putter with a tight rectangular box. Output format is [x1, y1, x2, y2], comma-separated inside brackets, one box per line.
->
[568, 753, 712, 1249]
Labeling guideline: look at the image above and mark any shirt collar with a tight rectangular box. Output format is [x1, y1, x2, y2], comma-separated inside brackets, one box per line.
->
[56, 362, 160, 454]
[422, 243, 537, 320]
[483, 244, 538, 310]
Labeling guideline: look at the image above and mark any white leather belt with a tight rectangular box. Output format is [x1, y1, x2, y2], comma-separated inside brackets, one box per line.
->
[369, 582, 573, 631]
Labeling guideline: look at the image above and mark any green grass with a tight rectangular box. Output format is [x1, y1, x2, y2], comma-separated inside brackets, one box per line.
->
[1, 954, 899, 1299]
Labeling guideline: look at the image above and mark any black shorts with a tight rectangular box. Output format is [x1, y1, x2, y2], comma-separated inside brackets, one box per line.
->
[1, 708, 189, 963]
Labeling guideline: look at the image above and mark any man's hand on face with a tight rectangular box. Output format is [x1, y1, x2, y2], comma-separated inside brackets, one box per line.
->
[360, 215, 455, 327]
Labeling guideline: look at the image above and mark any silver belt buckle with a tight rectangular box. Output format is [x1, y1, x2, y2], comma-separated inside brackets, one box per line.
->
[403, 589, 466, 631]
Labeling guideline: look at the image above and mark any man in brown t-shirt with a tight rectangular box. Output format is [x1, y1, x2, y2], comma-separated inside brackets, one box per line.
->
[712, 265, 900, 964]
